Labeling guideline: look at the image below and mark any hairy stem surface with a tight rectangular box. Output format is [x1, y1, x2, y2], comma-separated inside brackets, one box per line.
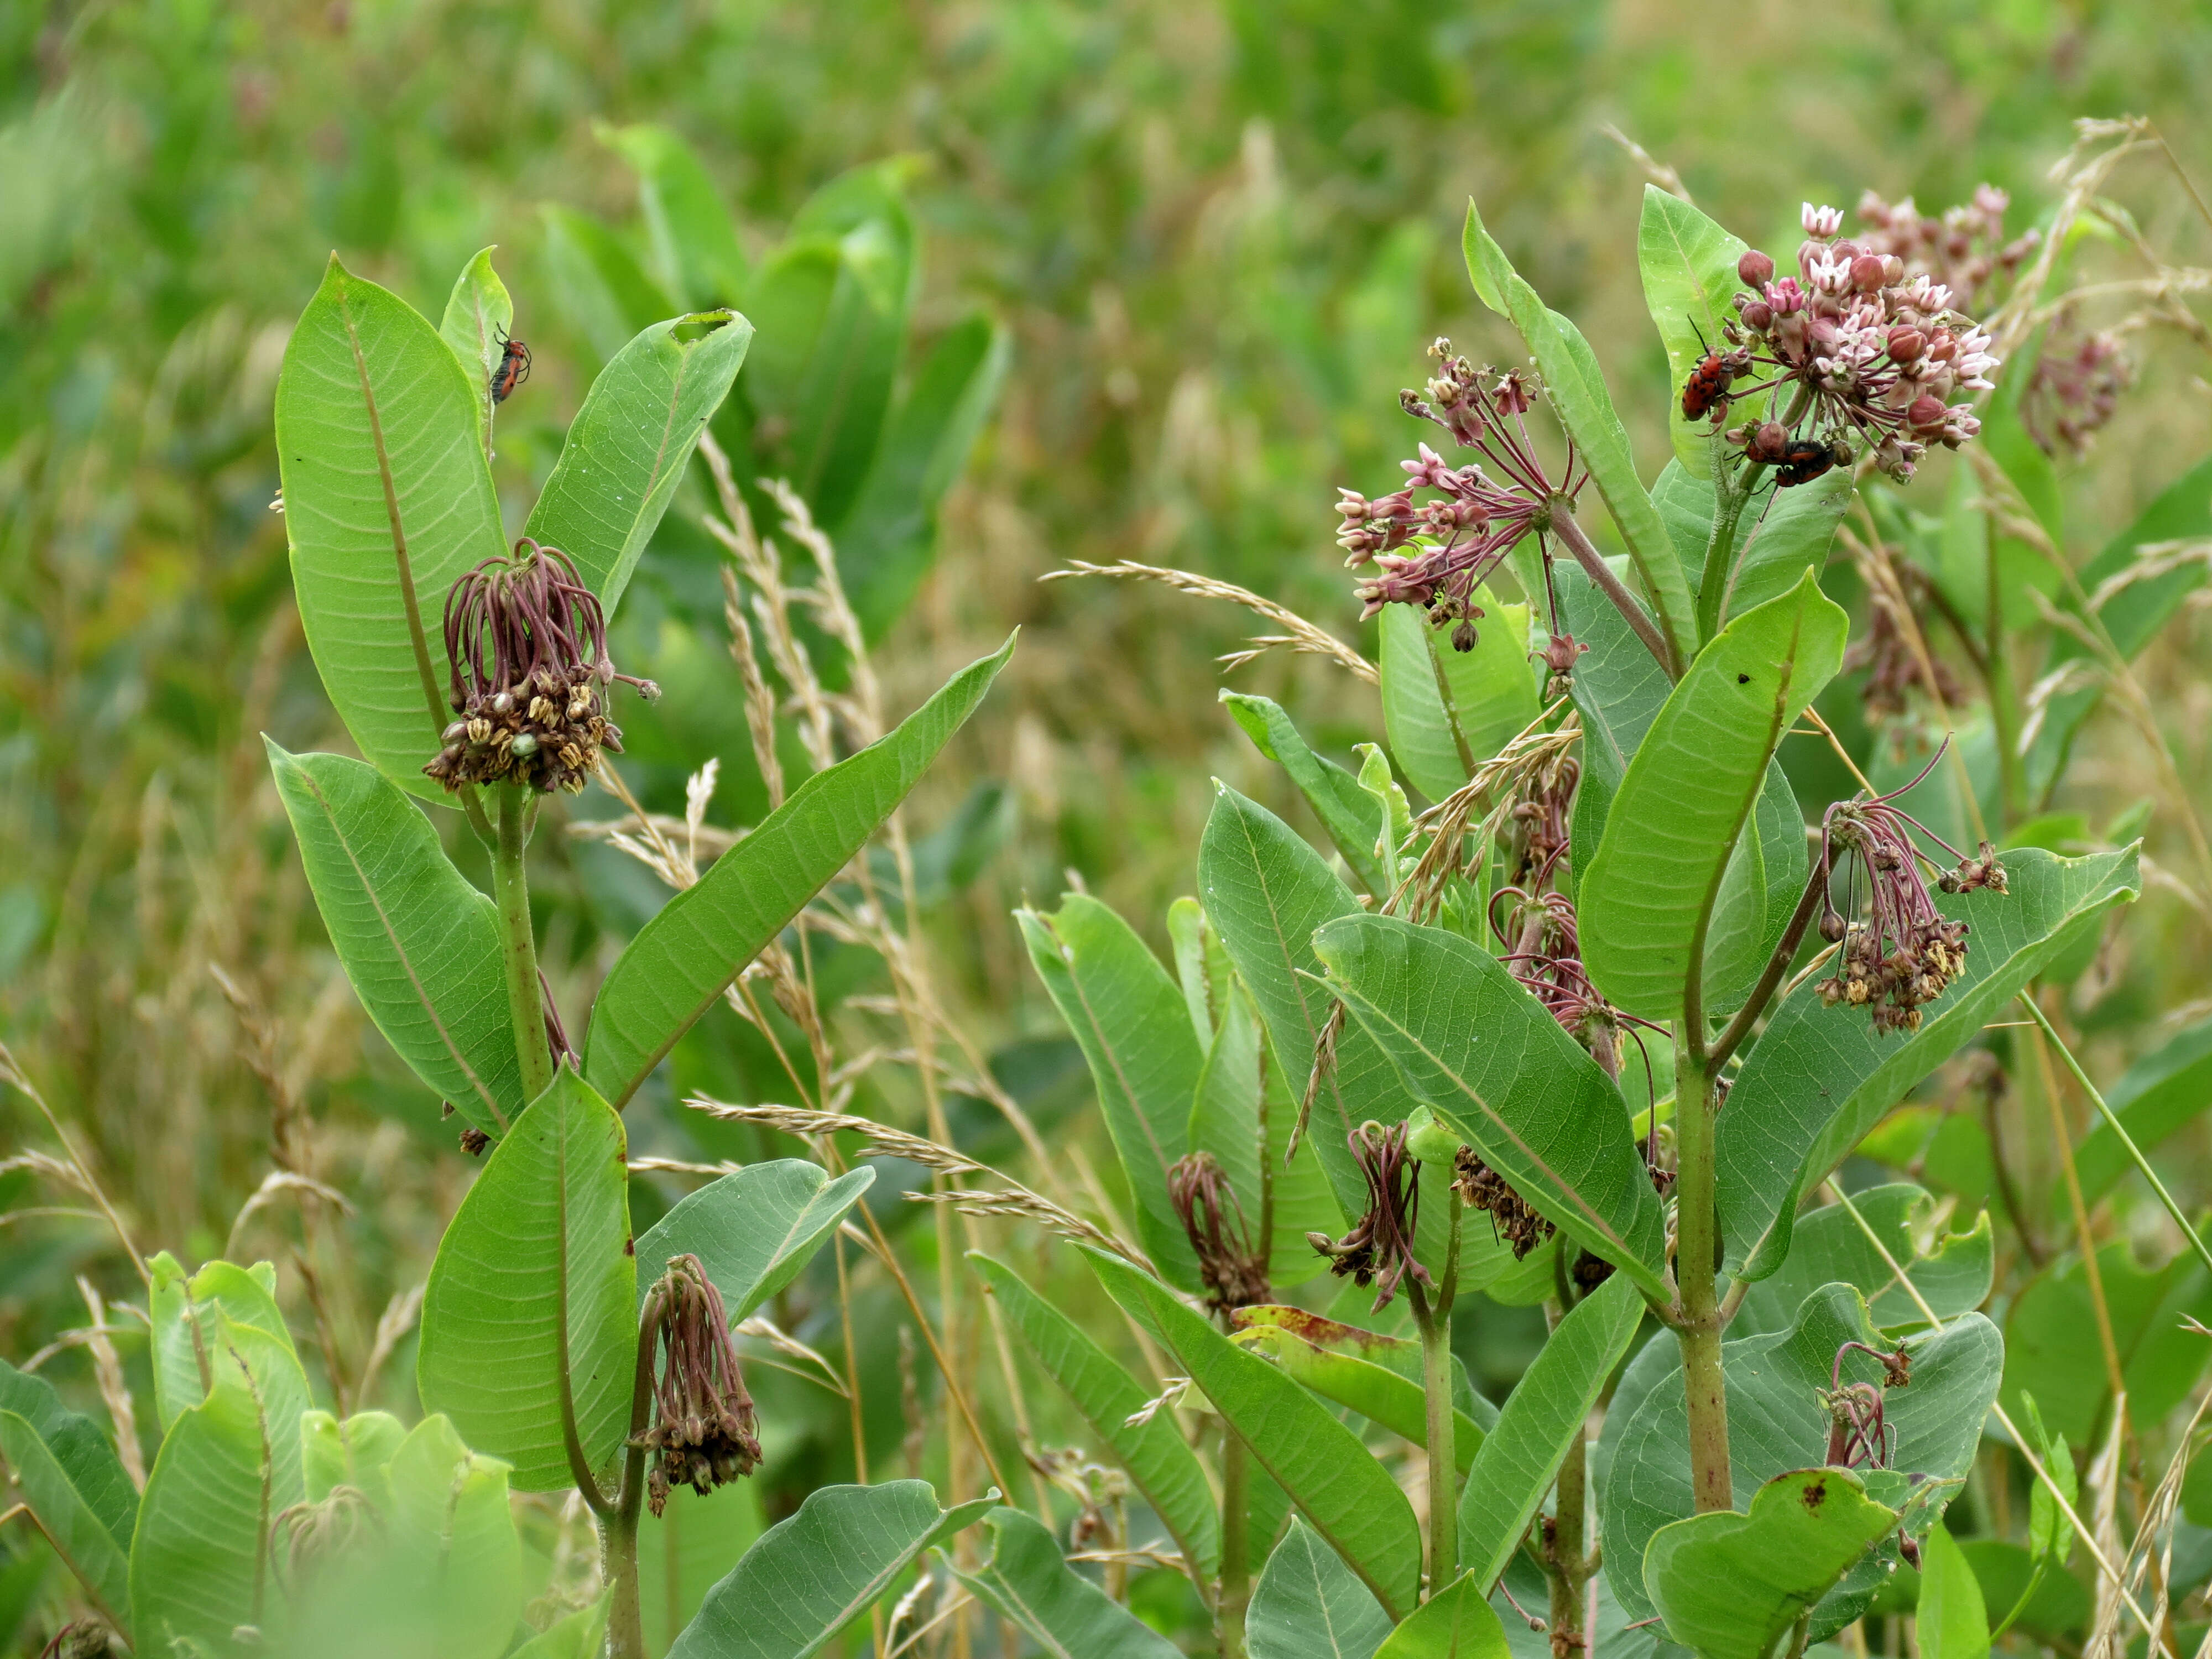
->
[604, 1293, 658, 1659]
[1546, 498, 1681, 679]
[1411, 1195, 1464, 1597]
[493, 784, 555, 1103]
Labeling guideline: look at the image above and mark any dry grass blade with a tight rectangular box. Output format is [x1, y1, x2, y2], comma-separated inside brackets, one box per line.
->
[1598, 122, 1692, 203]
[0, 1042, 149, 1292]
[354, 1282, 424, 1408]
[685, 1097, 1150, 1270]
[225, 1169, 353, 1258]
[735, 1314, 849, 1397]
[77, 1276, 144, 1489]
[1043, 559, 1379, 685]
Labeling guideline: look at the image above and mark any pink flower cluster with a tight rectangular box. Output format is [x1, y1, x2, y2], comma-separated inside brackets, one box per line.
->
[1724, 204, 2001, 483]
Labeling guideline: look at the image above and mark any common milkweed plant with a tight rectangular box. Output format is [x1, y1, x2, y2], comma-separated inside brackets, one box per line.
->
[1008, 175, 2201, 1659]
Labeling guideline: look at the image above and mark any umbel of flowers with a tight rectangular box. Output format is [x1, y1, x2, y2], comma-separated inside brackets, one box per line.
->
[1717, 202, 2001, 484]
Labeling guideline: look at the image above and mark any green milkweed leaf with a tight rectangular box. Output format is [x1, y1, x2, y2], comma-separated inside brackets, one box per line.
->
[951, 1506, 1183, 1657]
[275, 256, 508, 801]
[583, 635, 1012, 1109]
[1636, 186, 1750, 482]
[1086, 1247, 1423, 1620]
[1578, 569, 1848, 1022]
[437, 246, 514, 443]
[971, 1252, 1220, 1580]
[416, 1068, 635, 1492]
[1219, 692, 1392, 899]
[0, 1360, 135, 1631]
[1248, 1517, 1392, 1659]
[1312, 914, 1670, 1295]
[267, 741, 522, 1135]
[670, 1481, 995, 1659]
[1378, 594, 1537, 803]
[521, 307, 753, 616]
[633, 1159, 875, 1319]
[1374, 1571, 1510, 1658]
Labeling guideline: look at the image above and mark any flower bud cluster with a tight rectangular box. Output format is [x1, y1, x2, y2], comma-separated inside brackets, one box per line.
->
[425, 540, 660, 795]
[1336, 341, 1584, 651]
[1814, 782, 2004, 1034]
[636, 1253, 760, 1516]
[2025, 321, 2133, 459]
[1855, 185, 2039, 315]
[1722, 204, 2000, 483]
[1453, 1145, 1552, 1259]
[1843, 557, 1964, 721]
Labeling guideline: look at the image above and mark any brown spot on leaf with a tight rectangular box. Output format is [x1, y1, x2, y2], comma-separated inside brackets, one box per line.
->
[1801, 1477, 1828, 1511]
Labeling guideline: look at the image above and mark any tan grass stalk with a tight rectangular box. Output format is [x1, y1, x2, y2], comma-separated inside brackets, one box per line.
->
[1042, 559, 1379, 685]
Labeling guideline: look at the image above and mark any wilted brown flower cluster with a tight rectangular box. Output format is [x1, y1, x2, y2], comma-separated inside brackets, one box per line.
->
[425, 539, 658, 795]
[1815, 764, 2006, 1034]
[1169, 1151, 1271, 1316]
[635, 1253, 760, 1516]
[1308, 1121, 1432, 1313]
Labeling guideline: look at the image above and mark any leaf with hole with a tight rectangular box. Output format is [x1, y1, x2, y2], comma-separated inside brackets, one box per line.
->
[1730, 1185, 1992, 1339]
[416, 1068, 635, 1492]
[1232, 1308, 1488, 1475]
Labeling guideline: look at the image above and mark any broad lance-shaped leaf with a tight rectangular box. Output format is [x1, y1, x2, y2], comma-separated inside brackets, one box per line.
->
[670, 1481, 995, 1659]
[1730, 1183, 1993, 1340]
[1197, 784, 1416, 1219]
[1637, 187, 1750, 482]
[1378, 594, 1537, 802]
[1643, 1469, 1898, 1659]
[301, 1408, 407, 1504]
[1375, 1572, 1510, 1658]
[971, 1253, 1220, 1579]
[640, 1483, 764, 1657]
[2002, 1239, 2212, 1447]
[1221, 692, 1391, 899]
[1018, 893, 1206, 1291]
[1463, 200, 1694, 673]
[1086, 1248, 1423, 1620]
[275, 255, 508, 801]
[1312, 914, 1670, 1296]
[599, 122, 750, 310]
[2028, 453, 2212, 799]
[130, 1314, 312, 1651]
[951, 1506, 1182, 1658]
[0, 1359, 135, 1629]
[1457, 1273, 1642, 1590]
[1599, 1284, 1999, 1629]
[1917, 1524, 1991, 1659]
[509, 1592, 614, 1659]
[1579, 569, 1847, 1021]
[268, 742, 522, 1135]
[1233, 1310, 1489, 1476]
[585, 635, 1013, 1109]
[522, 308, 753, 615]
[635, 1159, 874, 1318]
[1717, 847, 2139, 1279]
[416, 1068, 635, 1492]
[438, 246, 514, 442]
[1249, 1517, 1392, 1659]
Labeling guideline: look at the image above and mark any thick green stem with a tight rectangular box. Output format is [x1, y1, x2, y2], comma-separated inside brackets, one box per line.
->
[1219, 1431, 1251, 1659]
[605, 1291, 660, 1659]
[1696, 453, 1752, 646]
[492, 785, 555, 1102]
[1410, 1196, 1464, 1597]
[1546, 499, 1681, 680]
[1672, 1046, 1733, 1513]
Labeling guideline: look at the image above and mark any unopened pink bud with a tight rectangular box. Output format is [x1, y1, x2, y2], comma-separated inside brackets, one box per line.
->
[1907, 393, 1949, 432]
[1881, 254, 1905, 285]
[1740, 300, 1775, 332]
[1738, 249, 1775, 287]
[1850, 254, 1886, 293]
[1886, 326, 1926, 363]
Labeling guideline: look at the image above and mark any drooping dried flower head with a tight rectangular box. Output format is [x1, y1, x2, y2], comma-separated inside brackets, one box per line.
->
[1814, 752, 2005, 1034]
[424, 538, 659, 795]
[1168, 1151, 1271, 1316]
[273, 1484, 382, 1598]
[1718, 202, 2001, 484]
[636, 1253, 760, 1516]
[1453, 1145, 1552, 1260]
[1819, 1339, 1912, 1470]
[1308, 1121, 1432, 1313]
[1337, 341, 1586, 653]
